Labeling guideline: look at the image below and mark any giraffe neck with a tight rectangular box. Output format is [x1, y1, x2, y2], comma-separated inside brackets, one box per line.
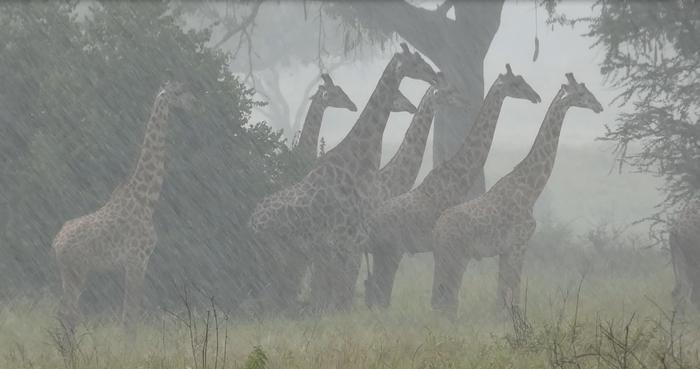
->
[324, 58, 400, 175]
[376, 86, 437, 199]
[417, 83, 506, 209]
[293, 96, 326, 160]
[121, 92, 171, 213]
[490, 92, 569, 208]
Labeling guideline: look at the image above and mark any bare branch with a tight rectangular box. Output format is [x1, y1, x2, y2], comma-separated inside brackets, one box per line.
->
[436, 0, 453, 17]
[213, 0, 264, 49]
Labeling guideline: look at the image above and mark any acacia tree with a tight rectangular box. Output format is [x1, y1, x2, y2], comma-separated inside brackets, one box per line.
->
[327, 0, 506, 196]
[179, 1, 367, 141]
[549, 0, 699, 230]
[193, 1, 506, 198]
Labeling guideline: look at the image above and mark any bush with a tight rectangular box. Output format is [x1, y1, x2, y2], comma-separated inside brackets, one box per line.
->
[0, 2, 294, 310]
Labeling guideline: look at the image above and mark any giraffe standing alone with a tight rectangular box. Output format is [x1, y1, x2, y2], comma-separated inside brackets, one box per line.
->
[52, 81, 194, 325]
[248, 43, 436, 312]
[365, 65, 541, 309]
[431, 73, 603, 316]
[309, 72, 468, 309]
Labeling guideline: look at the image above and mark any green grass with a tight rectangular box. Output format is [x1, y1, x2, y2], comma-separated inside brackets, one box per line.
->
[2, 237, 700, 369]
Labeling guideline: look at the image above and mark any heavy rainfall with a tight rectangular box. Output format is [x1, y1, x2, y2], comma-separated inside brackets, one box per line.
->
[0, 1, 699, 368]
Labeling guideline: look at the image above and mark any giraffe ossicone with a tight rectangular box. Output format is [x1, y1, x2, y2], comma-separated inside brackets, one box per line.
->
[293, 73, 357, 161]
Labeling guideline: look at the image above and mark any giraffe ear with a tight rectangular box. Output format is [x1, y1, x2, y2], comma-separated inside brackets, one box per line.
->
[566, 72, 577, 85]
[310, 85, 326, 100]
[400, 42, 410, 54]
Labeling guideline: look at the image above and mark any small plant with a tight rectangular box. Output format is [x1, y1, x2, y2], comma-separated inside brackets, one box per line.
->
[243, 346, 268, 369]
[165, 287, 229, 369]
[46, 318, 82, 369]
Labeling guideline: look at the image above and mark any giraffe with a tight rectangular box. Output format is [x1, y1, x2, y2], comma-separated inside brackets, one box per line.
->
[669, 199, 700, 313]
[291, 78, 418, 310]
[308, 72, 468, 310]
[248, 43, 437, 312]
[364, 64, 542, 309]
[292, 73, 357, 162]
[52, 80, 194, 325]
[376, 72, 469, 199]
[430, 73, 603, 316]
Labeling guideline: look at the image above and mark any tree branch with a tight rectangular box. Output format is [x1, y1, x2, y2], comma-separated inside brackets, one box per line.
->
[436, 0, 453, 17]
[213, 0, 264, 49]
[349, 1, 456, 57]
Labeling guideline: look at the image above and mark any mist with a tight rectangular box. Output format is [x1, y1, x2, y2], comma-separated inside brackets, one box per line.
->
[0, 1, 697, 368]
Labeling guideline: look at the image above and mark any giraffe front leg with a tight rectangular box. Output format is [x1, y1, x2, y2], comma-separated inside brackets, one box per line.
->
[332, 227, 370, 311]
[497, 220, 534, 314]
[333, 249, 362, 312]
[309, 245, 336, 314]
[366, 245, 402, 309]
[431, 245, 468, 319]
[122, 260, 148, 325]
[270, 245, 308, 313]
[497, 250, 525, 314]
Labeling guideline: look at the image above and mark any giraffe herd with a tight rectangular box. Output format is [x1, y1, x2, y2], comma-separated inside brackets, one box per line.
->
[49, 42, 698, 325]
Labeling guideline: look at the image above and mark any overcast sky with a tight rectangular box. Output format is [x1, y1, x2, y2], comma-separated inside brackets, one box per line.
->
[245, 1, 661, 227]
[250, 1, 621, 159]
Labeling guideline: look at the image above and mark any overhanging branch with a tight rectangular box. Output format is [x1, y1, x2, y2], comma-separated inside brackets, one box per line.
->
[213, 0, 264, 49]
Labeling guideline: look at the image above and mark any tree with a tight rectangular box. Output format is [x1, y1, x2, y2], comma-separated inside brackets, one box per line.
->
[184, 2, 506, 199]
[326, 0, 507, 197]
[179, 1, 367, 140]
[0, 1, 294, 309]
[549, 0, 699, 231]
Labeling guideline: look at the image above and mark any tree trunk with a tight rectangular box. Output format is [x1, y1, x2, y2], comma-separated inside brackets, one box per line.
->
[350, 0, 505, 199]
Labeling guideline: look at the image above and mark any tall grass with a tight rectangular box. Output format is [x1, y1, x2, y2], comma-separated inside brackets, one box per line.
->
[1, 221, 698, 369]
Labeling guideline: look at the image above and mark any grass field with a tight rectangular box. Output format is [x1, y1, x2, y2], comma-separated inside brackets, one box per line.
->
[2, 226, 700, 369]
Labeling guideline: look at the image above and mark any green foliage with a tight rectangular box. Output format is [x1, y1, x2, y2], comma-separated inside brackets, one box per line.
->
[0, 1, 292, 308]
[242, 346, 268, 369]
[550, 1, 700, 218]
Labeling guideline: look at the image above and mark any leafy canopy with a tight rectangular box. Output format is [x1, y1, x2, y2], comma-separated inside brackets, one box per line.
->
[0, 1, 293, 306]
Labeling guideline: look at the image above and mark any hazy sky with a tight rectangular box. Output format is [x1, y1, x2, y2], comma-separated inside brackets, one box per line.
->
[251, 1, 621, 167]
[244, 1, 661, 228]
[253, 2, 617, 148]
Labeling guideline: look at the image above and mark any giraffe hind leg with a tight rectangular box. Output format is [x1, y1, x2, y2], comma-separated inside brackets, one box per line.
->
[497, 250, 525, 315]
[366, 246, 401, 309]
[58, 264, 87, 329]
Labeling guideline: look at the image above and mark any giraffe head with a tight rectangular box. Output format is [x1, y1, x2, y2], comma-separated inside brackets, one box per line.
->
[395, 43, 438, 85]
[559, 73, 604, 113]
[427, 72, 469, 110]
[161, 80, 195, 111]
[495, 64, 541, 104]
[314, 73, 358, 112]
[391, 90, 418, 114]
